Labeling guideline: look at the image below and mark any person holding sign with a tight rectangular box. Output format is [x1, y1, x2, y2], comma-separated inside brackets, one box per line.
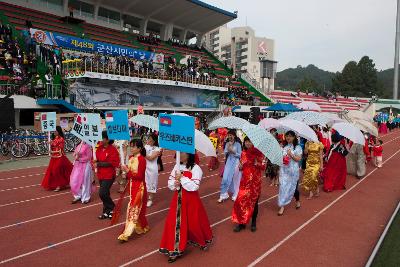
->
[159, 152, 213, 263]
[95, 131, 120, 220]
[41, 126, 73, 192]
[70, 140, 93, 204]
[113, 139, 150, 242]
[144, 133, 162, 207]
[218, 130, 242, 203]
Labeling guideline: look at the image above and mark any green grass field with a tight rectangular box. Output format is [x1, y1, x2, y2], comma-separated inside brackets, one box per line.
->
[371, 206, 400, 267]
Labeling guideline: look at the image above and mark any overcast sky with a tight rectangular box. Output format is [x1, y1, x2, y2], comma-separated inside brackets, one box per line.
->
[206, 0, 396, 72]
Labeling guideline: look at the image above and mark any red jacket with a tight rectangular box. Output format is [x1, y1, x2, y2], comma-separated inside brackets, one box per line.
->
[126, 155, 146, 182]
[96, 143, 120, 180]
[373, 146, 383, 157]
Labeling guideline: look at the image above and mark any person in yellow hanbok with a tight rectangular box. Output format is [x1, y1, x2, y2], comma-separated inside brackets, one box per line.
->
[301, 141, 324, 199]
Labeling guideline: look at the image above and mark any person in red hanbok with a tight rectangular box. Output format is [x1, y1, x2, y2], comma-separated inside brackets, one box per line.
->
[322, 132, 350, 192]
[41, 126, 73, 192]
[232, 137, 266, 232]
[159, 152, 213, 263]
[113, 139, 150, 242]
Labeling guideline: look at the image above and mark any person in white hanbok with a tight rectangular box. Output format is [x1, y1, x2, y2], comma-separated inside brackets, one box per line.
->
[278, 131, 303, 216]
[145, 133, 162, 207]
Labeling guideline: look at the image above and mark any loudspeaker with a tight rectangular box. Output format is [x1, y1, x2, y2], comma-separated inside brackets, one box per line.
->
[0, 98, 15, 131]
[249, 107, 260, 124]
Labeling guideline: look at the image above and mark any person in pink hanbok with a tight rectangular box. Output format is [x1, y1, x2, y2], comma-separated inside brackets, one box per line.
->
[70, 141, 94, 204]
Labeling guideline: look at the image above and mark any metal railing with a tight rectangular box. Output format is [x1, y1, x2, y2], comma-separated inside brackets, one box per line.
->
[63, 60, 229, 88]
[0, 83, 63, 99]
[241, 72, 262, 92]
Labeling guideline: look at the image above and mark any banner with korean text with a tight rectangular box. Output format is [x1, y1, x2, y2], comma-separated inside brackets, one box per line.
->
[29, 28, 163, 63]
[70, 113, 102, 146]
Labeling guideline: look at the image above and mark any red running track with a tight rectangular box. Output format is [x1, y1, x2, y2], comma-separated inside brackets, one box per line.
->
[0, 130, 399, 267]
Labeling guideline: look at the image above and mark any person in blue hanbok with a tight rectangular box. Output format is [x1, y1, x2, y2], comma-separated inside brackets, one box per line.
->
[218, 130, 242, 203]
[278, 131, 303, 216]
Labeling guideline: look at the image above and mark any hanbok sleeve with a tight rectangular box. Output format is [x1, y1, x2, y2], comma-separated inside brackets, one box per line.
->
[294, 145, 303, 157]
[79, 144, 92, 162]
[168, 165, 179, 191]
[233, 142, 242, 159]
[181, 165, 203, 192]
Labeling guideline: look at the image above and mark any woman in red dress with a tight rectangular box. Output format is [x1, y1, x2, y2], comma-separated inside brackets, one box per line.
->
[232, 137, 266, 232]
[114, 139, 150, 242]
[322, 132, 350, 192]
[41, 126, 73, 192]
[159, 153, 213, 263]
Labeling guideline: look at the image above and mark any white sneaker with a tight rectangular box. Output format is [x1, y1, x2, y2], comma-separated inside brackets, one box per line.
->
[231, 196, 236, 202]
[147, 200, 153, 207]
[217, 196, 229, 203]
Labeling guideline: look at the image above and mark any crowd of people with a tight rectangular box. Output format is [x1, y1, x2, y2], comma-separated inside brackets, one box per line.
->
[37, 110, 392, 263]
[0, 23, 34, 83]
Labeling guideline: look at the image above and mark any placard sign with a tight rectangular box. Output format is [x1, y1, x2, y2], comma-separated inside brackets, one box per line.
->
[40, 112, 56, 132]
[158, 114, 195, 154]
[105, 110, 130, 140]
[71, 113, 102, 146]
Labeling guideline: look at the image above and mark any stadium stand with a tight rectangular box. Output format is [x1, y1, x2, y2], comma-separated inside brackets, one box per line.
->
[0, 1, 271, 108]
[268, 90, 369, 113]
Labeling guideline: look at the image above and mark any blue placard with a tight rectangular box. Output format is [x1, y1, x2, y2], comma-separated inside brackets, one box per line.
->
[105, 110, 130, 140]
[158, 114, 195, 154]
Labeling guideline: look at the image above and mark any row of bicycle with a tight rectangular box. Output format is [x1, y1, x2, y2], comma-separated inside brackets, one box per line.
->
[0, 129, 81, 158]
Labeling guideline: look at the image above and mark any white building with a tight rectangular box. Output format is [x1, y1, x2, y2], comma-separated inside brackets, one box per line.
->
[204, 25, 275, 92]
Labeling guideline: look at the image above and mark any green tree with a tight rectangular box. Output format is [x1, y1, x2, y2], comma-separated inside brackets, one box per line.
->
[297, 77, 320, 93]
[332, 61, 363, 96]
[357, 56, 381, 96]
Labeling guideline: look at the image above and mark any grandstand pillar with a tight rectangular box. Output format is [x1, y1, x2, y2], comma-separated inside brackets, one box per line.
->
[140, 19, 148, 36]
[160, 23, 174, 41]
[179, 29, 188, 43]
[63, 0, 69, 16]
[94, 4, 100, 20]
[196, 33, 204, 47]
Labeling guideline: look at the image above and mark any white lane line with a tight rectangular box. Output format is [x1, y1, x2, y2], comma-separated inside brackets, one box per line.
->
[247, 146, 400, 267]
[0, 184, 40, 192]
[0, 189, 223, 264]
[0, 173, 44, 182]
[365, 200, 400, 267]
[0, 173, 218, 230]
[119, 194, 279, 267]
[0, 192, 71, 208]
[0, 155, 212, 181]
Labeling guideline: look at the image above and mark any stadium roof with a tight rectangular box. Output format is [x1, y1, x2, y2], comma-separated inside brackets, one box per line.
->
[98, 0, 237, 34]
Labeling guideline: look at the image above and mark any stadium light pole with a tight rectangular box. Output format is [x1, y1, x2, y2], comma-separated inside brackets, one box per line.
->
[394, 0, 400, 99]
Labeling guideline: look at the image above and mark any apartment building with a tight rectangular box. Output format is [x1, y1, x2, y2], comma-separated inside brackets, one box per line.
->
[204, 25, 275, 92]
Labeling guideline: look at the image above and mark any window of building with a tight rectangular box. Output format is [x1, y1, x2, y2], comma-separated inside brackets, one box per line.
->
[98, 7, 120, 24]
[69, 0, 94, 18]
[33, 0, 63, 12]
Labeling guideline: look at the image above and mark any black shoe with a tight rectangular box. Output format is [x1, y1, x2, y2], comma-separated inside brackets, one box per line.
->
[251, 225, 257, 232]
[98, 213, 109, 220]
[233, 224, 246, 232]
[168, 256, 177, 263]
[82, 199, 91, 204]
[71, 198, 81, 204]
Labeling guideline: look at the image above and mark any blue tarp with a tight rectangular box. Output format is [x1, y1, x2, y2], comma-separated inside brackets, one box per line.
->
[262, 103, 300, 112]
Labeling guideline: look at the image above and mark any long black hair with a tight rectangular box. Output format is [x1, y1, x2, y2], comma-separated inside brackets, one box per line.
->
[130, 139, 146, 157]
[148, 133, 159, 146]
[242, 136, 252, 150]
[224, 129, 242, 148]
[56, 126, 64, 138]
[283, 130, 298, 148]
[185, 153, 196, 169]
